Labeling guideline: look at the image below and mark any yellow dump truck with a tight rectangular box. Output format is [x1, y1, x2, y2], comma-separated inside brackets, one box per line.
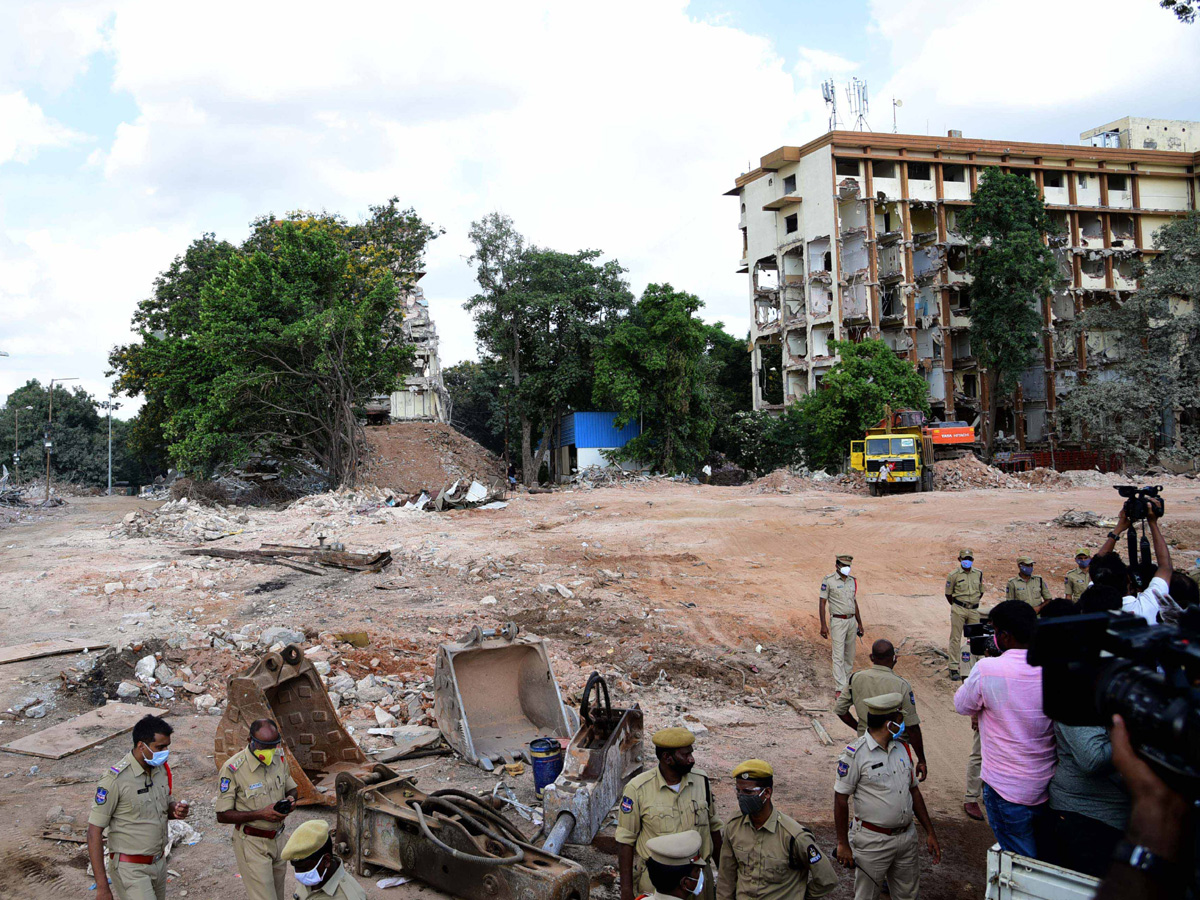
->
[850, 409, 974, 496]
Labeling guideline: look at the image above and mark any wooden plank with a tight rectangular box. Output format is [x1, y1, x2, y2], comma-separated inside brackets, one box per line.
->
[0, 638, 110, 665]
[1, 702, 167, 760]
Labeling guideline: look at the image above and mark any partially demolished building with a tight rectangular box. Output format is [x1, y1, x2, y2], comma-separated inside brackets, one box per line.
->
[728, 123, 1200, 447]
[366, 283, 450, 424]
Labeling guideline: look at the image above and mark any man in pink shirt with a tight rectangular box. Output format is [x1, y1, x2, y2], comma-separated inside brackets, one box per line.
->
[953, 600, 1055, 857]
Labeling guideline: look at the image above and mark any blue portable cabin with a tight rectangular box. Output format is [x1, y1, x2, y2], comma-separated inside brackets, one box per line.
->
[550, 411, 643, 480]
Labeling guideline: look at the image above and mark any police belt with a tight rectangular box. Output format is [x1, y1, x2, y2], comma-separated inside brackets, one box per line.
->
[110, 852, 163, 865]
[238, 824, 282, 839]
[831, 613, 855, 619]
[951, 599, 979, 610]
[857, 819, 911, 836]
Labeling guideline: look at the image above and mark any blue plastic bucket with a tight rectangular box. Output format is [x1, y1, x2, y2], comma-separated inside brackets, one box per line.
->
[530, 737, 564, 798]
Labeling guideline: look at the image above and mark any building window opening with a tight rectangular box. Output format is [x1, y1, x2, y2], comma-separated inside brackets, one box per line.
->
[783, 174, 797, 194]
[1043, 171, 1063, 189]
[872, 160, 897, 179]
[836, 158, 860, 177]
[943, 164, 966, 183]
[907, 161, 931, 181]
[1107, 173, 1129, 193]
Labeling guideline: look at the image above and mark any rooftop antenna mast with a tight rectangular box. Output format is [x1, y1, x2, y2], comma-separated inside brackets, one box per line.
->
[846, 77, 870, 131]
[822, 79, 840, 131]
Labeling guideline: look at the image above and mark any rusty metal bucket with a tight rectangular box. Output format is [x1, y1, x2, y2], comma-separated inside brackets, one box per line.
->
[433, 623, 573, 767]
[215, 644, 369, 806]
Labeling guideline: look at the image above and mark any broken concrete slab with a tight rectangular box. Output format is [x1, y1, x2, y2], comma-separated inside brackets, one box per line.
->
[0, 638, 109, 665]
[2, 702, 168, 760]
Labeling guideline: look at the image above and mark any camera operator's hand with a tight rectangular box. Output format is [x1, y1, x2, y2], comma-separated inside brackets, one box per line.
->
[1110, 714, 1188, 862]
[1146, 496, 1164, 523]
[1115, 505, 1130, 534]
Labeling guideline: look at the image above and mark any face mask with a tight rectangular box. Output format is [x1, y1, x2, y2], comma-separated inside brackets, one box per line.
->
[1019, 565, 1033, 577]
[887, 720, 906, 739]
[142, 745, 170, 767]
[737, 792, 767, 816]
[839, 566, 851, 577]
[961, 560, 973, 570]
[1077, 559, 1089, 569]
[253, 748, 276, 767]
[689, 870, 705, 896]
[294, 859, 326, 887]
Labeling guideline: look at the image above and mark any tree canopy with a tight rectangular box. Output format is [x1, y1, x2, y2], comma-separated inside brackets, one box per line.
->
[961, 168, 1060, 458]
[109, 200, 439, 486]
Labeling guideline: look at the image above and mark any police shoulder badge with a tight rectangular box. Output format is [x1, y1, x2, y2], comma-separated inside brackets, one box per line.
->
[220, 777, 231, 793]
[95, 787, 109, 805]
[844, 743, 857, 754]
[620, 796, 634, 814]
[909, 691, 916, 704]
[807, 844, 822, 863]
[836, 761, 849, 777]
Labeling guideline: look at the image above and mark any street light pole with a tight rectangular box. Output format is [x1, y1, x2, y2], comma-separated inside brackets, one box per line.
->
[99, 400, 121, 495]
[13, 405, 32, 483]
[44, 378, 79, 504]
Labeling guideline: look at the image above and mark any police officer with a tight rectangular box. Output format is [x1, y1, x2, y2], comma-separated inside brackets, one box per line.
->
[1065, 548, 1091, 602]
[281, 820, 367, 899]
[716, 759, 837, 900]
[819, 554, 863, 697]
[215, 719, 299, 900]
[835, 640, 927, 781]
[639, 831, 708, 900]
[945, 549, 984, 682]
[617, 727, 722, 900]
[833, 695, 941, 900]
[1006, 555, 1051, 613]
[86, 715, 190, 900]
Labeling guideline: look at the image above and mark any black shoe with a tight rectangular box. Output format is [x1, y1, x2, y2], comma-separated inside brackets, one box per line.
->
[949, 671, 961, 681]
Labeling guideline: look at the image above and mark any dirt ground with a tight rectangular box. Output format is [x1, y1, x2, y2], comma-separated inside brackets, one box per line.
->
[1, 478, 1198, 899]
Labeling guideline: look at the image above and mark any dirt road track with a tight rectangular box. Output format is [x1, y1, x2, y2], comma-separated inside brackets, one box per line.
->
[0, 479, 1197, 898]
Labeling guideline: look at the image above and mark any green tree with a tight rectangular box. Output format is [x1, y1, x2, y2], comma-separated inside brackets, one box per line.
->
[1060, 212, 1200, 463]
[444, 360, 507, 456]
[1, 380, 114, 487]
[961, 168, 1060, 459]
[1160, 0, 1195, 23]
[466, 214, 631, 484]
[110, 200, 439, 485]
[593, 284, 713, 473]
[718, 407, 809, 474]
[793, 339, 930, 471]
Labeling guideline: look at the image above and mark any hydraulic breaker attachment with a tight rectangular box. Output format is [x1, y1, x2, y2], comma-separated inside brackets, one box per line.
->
[336, 765, 590, 900]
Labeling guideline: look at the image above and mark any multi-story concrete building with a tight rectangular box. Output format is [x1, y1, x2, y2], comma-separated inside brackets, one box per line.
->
[727, 123, 1200, 448]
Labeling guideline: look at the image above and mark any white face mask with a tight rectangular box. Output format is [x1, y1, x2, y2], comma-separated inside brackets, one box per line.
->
[839, 566, 851, 577]
[294, 859, 326, 887]
[690, 870, 705, 896]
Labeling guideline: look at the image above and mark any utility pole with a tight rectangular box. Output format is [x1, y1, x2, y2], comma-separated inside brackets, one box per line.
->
[12, 405, 32, 483]
[100, 400, 121, 495]
[44, 378, 79, 504]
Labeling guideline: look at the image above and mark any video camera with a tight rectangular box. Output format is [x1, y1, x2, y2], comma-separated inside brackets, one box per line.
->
[1116, 484, 1164, 522]
[1029, 605, 1200, 790]
[963, 621, 997, 658]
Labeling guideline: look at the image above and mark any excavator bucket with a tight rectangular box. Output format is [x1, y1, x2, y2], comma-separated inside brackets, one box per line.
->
[215, 644, 370, 806]
[433, 623, 573, 767]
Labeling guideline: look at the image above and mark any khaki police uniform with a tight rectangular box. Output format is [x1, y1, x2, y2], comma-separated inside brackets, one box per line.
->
[1005, 575, 1050, 607]
[717, 808, 837, 900]
[834, 731, 921, 900]
[616, 767, 721, 898]
[945, 554, 983, 677]
[821, 563, 859, 694]
[216, 747, 298, 900]
[87, 752, 171, 900]
[637, 831, 704, 900]
[294, 865, 368, 900]
[1064, 568, 1089, 602]
[835, 666, 920, 737]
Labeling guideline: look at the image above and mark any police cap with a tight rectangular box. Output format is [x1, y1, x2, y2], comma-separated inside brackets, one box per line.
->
[645, 830, 702, 866]
[652, 727, 695, 749]
[282, 819, 329, 862]
[864, 692, 903, 715]
[732, 759, 773, 781]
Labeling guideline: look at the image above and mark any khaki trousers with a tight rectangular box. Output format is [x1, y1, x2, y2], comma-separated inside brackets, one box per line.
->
[965, 728, 982, 803]
[849, 822, 920, 900]
[830, 616, 857, 693]
[948, 603, 981, 674]
[232, 828, 287, 900]
[109, 856, 167, 900]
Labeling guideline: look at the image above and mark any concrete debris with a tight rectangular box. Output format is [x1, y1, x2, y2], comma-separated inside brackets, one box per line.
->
[116, 681, 141, 699]
[135, 655, 158, 682]
[752, 467, 861, 495]
[1052, 509, 1112, 528]
[261, 626, 306, 647]
[932, 456, 1026, 491]
[696, 454, 749, 486]
[430, 478, 508, 511]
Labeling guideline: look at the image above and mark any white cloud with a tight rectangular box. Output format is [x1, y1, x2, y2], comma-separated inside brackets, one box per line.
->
[0, 91, 88, 164]
[794, 47, 858, 83]
[0, 1, 111, 93]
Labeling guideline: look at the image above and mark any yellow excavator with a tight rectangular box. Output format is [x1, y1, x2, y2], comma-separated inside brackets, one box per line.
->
[850, 408, 974, 496]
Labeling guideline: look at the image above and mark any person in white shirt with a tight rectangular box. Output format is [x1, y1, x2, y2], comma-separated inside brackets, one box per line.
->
[1088, 499, 1172, 625]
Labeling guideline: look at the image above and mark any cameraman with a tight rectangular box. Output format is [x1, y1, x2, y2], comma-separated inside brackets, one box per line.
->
[1093, 499, 1172, 624]
[953, 601, 1055, 857]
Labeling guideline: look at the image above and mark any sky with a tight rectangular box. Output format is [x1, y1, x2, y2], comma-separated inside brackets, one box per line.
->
[1, 0, 1198, 418]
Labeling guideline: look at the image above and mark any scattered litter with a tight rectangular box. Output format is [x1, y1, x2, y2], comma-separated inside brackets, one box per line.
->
[377, 876, 413, 889]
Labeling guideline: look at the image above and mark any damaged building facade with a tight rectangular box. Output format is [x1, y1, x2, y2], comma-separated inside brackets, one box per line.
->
[366, 281, 451, 424]
[728, 123, 1200, 448]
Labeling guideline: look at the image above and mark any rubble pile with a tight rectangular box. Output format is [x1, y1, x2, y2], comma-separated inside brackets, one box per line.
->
[570, 466, 650, 488]
[750, 466, 862, 495]
[1014, 467, 1073, 489]
[362, 422, 505, 497]
[697, 454, 749, 486]
[116, 497, 254, 541]
[932, 456, 1026, 491]
[1052, 509, 1113, 528]
[1063, 469, 1126, 488]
